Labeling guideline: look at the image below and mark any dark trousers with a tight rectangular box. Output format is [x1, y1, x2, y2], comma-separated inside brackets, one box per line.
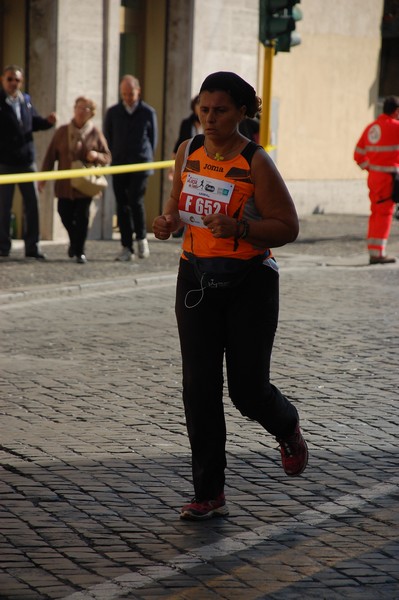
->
[112, 172, 149, 251]
[58, 197, 92, 256]
[175, 258, 299, 501]
[0, 163, 40, 255]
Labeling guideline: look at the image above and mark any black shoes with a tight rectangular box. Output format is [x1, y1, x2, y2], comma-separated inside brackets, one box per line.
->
[25, 251, 46, 260]
[1, 250, 46, 259]
[369, 256, 396, 265]
[68, 245, 87, 263]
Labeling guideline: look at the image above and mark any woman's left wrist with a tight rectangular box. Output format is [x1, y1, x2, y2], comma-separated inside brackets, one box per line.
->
[233, 218, 249, 249]
[236, 219, 249, 239]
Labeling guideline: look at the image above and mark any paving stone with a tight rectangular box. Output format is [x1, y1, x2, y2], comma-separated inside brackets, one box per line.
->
[0, 216, 398, 598]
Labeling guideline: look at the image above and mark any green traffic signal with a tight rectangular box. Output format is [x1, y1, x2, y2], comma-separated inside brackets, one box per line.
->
[276, 27, 301, 53]
[259, 0, 302, 52]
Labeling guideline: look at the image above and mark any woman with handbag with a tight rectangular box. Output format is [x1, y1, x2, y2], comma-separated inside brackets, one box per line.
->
[39, 96, 111, 263]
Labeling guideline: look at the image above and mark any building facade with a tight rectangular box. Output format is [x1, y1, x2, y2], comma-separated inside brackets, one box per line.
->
[0, 0, 392, 240]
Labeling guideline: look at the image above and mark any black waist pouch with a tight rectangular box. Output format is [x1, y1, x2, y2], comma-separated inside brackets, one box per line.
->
[183, 251, 266, 289]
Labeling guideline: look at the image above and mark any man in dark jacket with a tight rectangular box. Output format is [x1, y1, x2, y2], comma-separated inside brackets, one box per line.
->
[0, 64, 56, 258]
[104, 75, 157, 261]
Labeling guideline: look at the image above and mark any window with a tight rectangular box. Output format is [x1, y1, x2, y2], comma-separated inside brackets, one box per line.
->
[120, 0, 145, 82]
[379, 0, 399, 96]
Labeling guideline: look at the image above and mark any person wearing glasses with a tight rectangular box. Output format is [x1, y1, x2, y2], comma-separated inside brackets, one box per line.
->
[0, 64, 56, 259]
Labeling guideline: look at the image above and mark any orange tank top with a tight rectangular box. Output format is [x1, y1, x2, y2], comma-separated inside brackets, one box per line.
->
[179, 135, 271, 260]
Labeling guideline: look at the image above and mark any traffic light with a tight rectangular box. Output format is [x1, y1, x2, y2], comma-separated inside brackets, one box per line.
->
[259, 0, 302, 53]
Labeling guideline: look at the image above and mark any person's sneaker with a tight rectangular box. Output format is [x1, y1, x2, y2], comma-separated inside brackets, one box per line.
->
[115, 247, 133, 262]
[369, 255, 396, 264]
[137, 238, 150, 258]
[276, 423, 308, 476]
[180, 493, 229, 521]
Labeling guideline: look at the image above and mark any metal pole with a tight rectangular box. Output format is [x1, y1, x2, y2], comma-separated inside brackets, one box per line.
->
[259, 43, 275, 151]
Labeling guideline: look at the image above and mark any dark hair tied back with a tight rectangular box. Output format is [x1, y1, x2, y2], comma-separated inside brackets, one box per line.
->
[199, 71, 262, 118]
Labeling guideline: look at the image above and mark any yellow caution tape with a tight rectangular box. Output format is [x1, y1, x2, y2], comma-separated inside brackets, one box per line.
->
[0, 159, 176, 185]
[0, 148, 277, 185]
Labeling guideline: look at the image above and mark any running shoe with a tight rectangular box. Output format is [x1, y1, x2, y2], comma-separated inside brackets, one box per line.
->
[180, 493, 229, 520]
[137, 238, 150, 258]
[276, 423, 308, 476]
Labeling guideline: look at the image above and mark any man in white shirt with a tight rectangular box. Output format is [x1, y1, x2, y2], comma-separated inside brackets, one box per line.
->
[104, 75, 158, 261]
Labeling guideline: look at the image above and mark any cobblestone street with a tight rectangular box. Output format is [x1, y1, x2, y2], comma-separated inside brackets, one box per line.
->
[0, 215, 398, 599]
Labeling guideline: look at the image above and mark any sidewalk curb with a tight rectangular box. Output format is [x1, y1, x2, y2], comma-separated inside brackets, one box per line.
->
[0, 272, 177, 305]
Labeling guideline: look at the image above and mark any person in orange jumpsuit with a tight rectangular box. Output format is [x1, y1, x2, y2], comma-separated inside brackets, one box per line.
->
[354, 96, 399, 264]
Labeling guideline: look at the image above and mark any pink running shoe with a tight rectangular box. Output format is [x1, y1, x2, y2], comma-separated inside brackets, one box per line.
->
[180, 493, 229, 520]
[276, 423, 308, 476]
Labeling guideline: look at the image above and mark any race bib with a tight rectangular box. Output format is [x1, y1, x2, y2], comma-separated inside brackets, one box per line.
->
[179, 173, 234, 227]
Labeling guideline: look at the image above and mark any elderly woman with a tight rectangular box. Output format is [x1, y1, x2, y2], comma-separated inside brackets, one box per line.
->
[40, 96, 111, 263]
[153, 71, 308, 520]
